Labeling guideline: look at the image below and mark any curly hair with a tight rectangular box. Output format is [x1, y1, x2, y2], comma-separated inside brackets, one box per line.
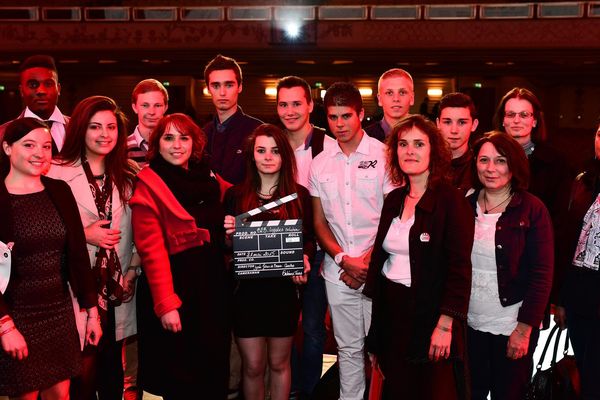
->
[386, 114, 451, 188]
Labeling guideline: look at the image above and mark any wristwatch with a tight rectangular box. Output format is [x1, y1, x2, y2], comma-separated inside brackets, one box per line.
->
[334, 252, 347, 265]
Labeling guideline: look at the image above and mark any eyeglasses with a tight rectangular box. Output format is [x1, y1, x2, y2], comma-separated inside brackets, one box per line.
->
[504, 111, 534, 119]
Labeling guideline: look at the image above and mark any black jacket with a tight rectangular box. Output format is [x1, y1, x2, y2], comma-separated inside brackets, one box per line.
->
[364, 182, 474, 360]
[467, 189, 554, 328]
[0, 176, 96, 317]
[558, 163, 600, 317]
[204, 107, 262, 185]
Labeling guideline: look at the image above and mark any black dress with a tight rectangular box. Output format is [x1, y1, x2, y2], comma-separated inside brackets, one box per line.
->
[0, 191, 81, 397]
[135, 158, 231, 399]
[224, 185, 315, 338]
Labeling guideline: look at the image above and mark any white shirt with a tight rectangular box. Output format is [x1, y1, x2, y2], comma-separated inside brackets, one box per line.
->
[308, 132, 395, 287]
[468, 202, 522, 336]
[381, 216, 413, 286]
[293, 128, 336, 188]
[24, 106, 67, 151]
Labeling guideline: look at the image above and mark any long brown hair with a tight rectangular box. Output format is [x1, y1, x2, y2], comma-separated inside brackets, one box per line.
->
[240, 124, 301, 219]
[58, 95, 137, 202]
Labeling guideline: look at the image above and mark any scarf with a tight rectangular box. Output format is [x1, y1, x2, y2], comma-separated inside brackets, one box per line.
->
[149, 155, 220, 214]
[572, 193, 600, 271]
[81, 157, 124, 314]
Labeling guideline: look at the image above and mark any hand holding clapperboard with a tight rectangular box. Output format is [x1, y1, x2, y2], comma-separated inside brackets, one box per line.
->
[232, 193, 304, 279]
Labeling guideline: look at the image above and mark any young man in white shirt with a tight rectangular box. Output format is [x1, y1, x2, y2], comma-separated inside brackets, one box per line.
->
[364, 68, 415, 142]
[276, 76, 335, 398]
[309, 82, 395, 400]
[0, 55, 67, 155]
[127, 79, 169, 168]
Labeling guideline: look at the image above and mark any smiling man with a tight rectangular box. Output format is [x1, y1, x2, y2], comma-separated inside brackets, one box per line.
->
[436, 92, 479, 192]
[276, 76, 335, 399]
[203, 54, 262, 184]
[365, 68, 415, 142]
[0, 55, 66, 155]
[309, 82, 394, 400]
[128, 79, 169, 168]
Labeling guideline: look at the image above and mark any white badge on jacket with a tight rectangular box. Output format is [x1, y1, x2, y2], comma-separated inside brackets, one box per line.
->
[0, 241, 14, 294]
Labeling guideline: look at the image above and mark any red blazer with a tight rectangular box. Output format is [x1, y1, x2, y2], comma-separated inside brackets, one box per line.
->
[130, 167, 210, 317]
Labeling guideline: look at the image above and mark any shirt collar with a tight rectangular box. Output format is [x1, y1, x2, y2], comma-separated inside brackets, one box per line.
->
[132, 126, 146, 147]
[332, 130, 370, 156]
[24, 106, 65, 124]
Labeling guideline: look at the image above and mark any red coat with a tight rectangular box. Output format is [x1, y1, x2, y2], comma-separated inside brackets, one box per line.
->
[130, 167, 210, 317]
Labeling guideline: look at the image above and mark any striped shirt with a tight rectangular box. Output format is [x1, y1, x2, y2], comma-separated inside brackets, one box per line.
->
[127, 126, 148, 168]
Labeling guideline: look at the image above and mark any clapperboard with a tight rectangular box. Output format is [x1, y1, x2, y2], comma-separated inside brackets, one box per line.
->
[233, 193, 304, 279]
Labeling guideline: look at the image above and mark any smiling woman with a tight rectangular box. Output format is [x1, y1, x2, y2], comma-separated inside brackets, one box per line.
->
[0, 118, 99, 399]
[47, 96, 139, 400]
[467, 131, 553, 400]
[129, 113, 231, 399]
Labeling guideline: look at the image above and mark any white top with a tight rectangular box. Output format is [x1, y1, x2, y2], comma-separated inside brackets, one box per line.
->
[47, 163, 137, 346]
[293, 128, 336, 188]
[24, 106, 67, 152]
[468, 202, 522, 336]
[381, 216, 413, 286]
[308, 132, 396, 287]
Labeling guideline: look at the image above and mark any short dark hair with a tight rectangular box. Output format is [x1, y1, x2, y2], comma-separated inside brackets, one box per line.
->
[439, 92, 477, 119]
[1, 118, 49, 177]
[324, 82, 362, 115]
[472, 131, 530, 192]
[131, 79, 169, 104]
[494, 87, 547, 143]
[19, 55, 57, 74]
[386, 114, 451, 188]
[204, 54, 242, 85]
[147, 113, 206, 164]
[276, 76, 312, 104]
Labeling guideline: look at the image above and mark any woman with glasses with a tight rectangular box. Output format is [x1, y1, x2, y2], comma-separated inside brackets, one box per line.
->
[494, 87, 569, 324]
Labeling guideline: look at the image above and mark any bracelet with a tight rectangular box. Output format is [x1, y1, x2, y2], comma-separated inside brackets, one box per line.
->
[0, 315, 11, 326]
[128, 265, 141, 271]
[87, 316, 101, 322]
[436, 325, 451, 332]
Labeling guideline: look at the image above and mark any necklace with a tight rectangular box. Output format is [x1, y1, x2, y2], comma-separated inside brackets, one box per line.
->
[483, 192, 512, 214]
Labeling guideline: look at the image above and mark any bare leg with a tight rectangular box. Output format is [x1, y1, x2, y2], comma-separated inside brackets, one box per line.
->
[267, 336, 294, 400]
[236, 336, 267, 400]
[40, 379, 70, 400]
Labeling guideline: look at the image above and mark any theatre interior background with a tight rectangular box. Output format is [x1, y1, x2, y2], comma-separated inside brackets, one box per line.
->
[0, 0, 599, 172]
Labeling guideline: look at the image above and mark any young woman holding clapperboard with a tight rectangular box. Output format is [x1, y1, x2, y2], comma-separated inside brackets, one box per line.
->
[223, 123, 315, 400]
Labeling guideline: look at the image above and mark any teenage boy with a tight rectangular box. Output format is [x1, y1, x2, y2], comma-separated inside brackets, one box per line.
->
[436, 92, 479, 192]
[276, 76, 335, 398]
[365, 68, 414, 142]
[309, 82, 395, 400]
[203, 54, 262, 184]
[128, 79, 169, 168]
[0, 55, 66, 154]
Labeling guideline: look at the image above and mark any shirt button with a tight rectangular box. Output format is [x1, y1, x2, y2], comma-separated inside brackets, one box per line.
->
[501, 298, 508, 302]
[346, 182, 349, 186]
[496, 244, 503, 250]
[346, 202, 350, 205]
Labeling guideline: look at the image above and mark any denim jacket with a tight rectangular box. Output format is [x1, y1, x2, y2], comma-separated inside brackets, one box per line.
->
[468, 189, 554, 328]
